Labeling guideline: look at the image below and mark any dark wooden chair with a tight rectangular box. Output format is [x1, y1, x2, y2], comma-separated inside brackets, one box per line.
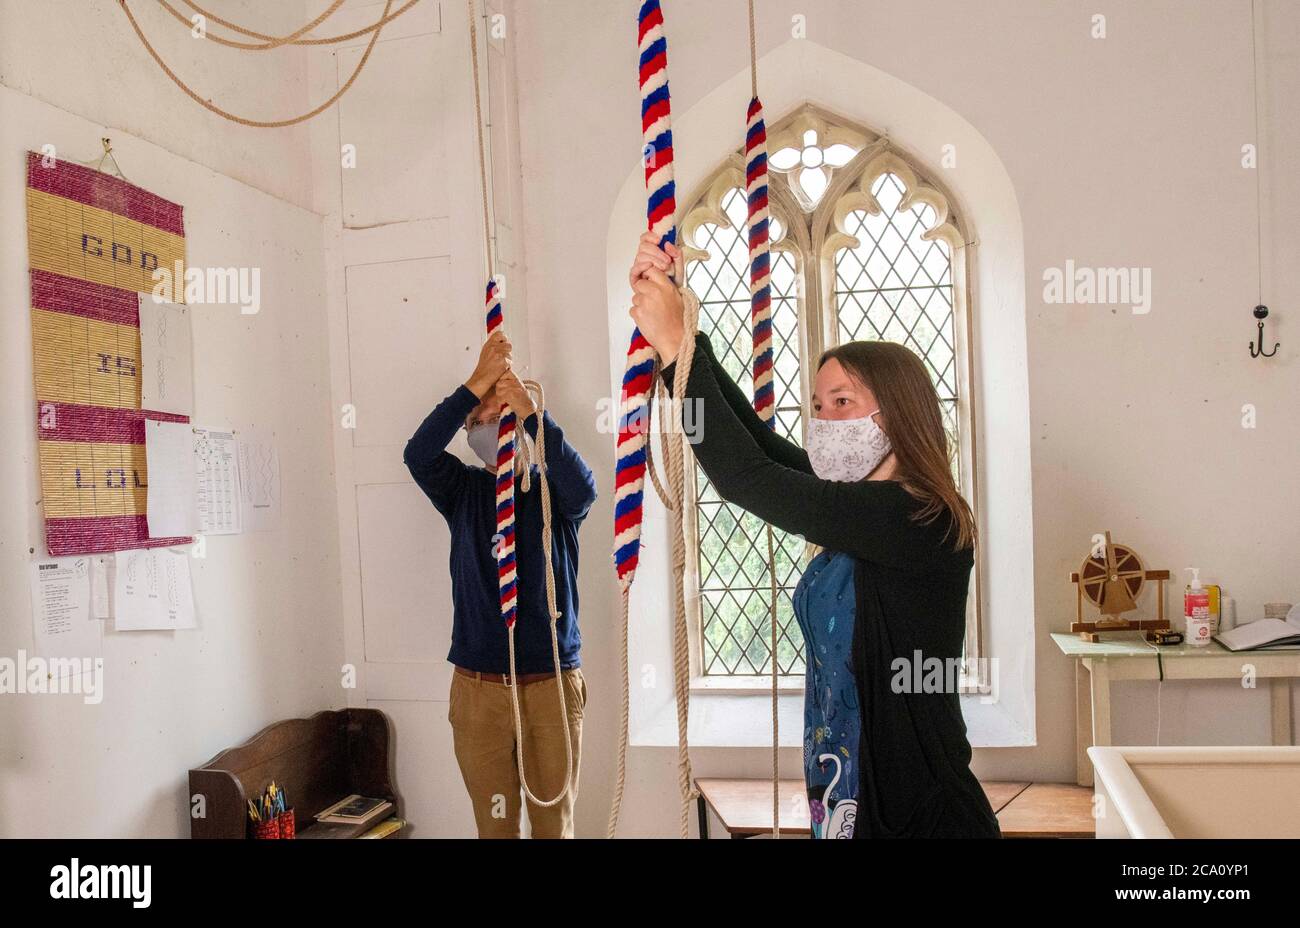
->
[188, 708, 404, 839]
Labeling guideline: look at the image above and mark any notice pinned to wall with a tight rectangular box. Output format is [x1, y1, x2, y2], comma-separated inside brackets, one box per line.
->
[29, 556, 104, 671]
[194, 427, 241, 535]
[145, 419, 199, 538]
[143, 425, 281, 538]
[91, 554, 112, 621]
[113, 547, 196, 631]
[138, 296, 194, 418]
[236, 431, 280, 533]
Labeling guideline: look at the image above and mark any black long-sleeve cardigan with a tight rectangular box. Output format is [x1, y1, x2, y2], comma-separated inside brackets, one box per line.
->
[664, 333, 1000, 838]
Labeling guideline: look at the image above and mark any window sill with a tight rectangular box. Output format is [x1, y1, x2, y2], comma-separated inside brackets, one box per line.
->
[690, 674, 804, 696]
[630, 687, 1034, 750]
[633, 687, 806, 749]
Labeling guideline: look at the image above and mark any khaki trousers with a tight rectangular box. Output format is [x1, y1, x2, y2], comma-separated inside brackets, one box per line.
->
[448, 667, 585, 838]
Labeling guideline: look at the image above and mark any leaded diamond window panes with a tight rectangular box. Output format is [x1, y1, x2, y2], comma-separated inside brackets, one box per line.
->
[834, 172, 962, 486]
[687, 186, 806, 676]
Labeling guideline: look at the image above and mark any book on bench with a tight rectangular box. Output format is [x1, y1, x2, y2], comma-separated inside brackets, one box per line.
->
[314, 794, 393, 825]
[1215, 609, 1300, 651]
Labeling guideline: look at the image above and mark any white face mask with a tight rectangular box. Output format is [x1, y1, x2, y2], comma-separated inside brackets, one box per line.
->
[806, 410, 891, 482]
[466, 422, 499, 469]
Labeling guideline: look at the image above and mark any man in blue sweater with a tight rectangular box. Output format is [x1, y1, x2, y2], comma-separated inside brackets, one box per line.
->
[404, 330, 597, 838]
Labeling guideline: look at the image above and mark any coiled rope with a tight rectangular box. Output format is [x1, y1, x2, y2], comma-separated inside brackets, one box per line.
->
[468, 0, 572, 809]
[158, 0, 421, 50]
[116, 0, 402, 128]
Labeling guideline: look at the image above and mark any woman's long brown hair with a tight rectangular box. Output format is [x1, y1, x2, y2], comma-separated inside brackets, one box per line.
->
[818, 341, 976, 550]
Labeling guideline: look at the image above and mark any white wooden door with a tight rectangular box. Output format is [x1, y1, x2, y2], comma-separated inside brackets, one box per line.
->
[311, 0, 529, 837]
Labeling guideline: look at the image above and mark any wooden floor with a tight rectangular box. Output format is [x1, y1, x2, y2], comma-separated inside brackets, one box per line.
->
[985, 781, 1095, 838]
[694, 778, 1095, 838]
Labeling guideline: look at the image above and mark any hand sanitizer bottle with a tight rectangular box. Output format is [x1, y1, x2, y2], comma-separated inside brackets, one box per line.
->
[1184, 568, 1212, 647]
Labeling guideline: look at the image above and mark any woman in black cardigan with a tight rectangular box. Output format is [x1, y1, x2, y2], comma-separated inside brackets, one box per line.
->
[628, 233, 999, 838]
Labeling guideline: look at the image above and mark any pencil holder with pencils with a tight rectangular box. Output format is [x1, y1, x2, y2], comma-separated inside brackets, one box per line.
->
[251, 809, 295, 839]
[248, 781, 295, 839]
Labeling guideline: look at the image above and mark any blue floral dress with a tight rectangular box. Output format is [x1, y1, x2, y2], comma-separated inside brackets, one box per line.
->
[793, 550, 860, 839]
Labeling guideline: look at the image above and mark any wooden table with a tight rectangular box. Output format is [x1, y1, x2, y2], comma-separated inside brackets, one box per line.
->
[1052, 631, 1299, 787]
[694, 778, 809, 838]
[694, 778, 1091, 837]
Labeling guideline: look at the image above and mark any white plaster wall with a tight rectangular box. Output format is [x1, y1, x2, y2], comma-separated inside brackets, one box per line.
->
[0, 0, 344, 837]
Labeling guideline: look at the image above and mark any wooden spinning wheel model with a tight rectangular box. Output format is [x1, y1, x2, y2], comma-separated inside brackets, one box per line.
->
[1070, 531, 1170, 641]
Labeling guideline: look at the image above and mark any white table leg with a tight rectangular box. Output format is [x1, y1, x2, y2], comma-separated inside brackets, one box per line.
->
[1089, 660, 1113, 787]
[1076, 660, 1093, 787]
[1270, 678, 1293, 746]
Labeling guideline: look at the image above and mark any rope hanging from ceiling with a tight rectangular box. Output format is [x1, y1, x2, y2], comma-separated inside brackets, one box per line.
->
[116, 0, 415, 128]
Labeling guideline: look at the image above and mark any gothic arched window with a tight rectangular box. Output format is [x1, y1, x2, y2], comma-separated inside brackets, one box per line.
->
[679, 105, 979, 679]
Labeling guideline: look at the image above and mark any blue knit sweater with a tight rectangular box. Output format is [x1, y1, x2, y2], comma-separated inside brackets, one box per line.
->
[403, 385, 597, 674]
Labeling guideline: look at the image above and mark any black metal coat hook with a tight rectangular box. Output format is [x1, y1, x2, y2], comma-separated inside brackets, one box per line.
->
[1249, 305, 1279, 358]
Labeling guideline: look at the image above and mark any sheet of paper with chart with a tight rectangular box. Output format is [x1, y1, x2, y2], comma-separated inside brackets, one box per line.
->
[29, 556, 103, 669]
[193, 427, 242, 535]
[113, 547, 196, 631]
[138, 296, 194, 417]
[237, 432, 280, 533]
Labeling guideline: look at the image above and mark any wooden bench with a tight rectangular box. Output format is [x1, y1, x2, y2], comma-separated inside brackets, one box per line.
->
[189, 708, 406, 839]
[694, 778, 1094, 838]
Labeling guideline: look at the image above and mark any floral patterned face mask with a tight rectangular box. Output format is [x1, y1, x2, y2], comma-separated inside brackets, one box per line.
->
[806, 410, 891, 482]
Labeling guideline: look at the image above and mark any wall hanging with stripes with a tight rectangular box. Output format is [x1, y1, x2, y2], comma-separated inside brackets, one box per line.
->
[26, 151, 192, 556]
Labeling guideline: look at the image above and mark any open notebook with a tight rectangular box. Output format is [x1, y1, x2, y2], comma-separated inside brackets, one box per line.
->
[1215, 605, 1300, 651]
